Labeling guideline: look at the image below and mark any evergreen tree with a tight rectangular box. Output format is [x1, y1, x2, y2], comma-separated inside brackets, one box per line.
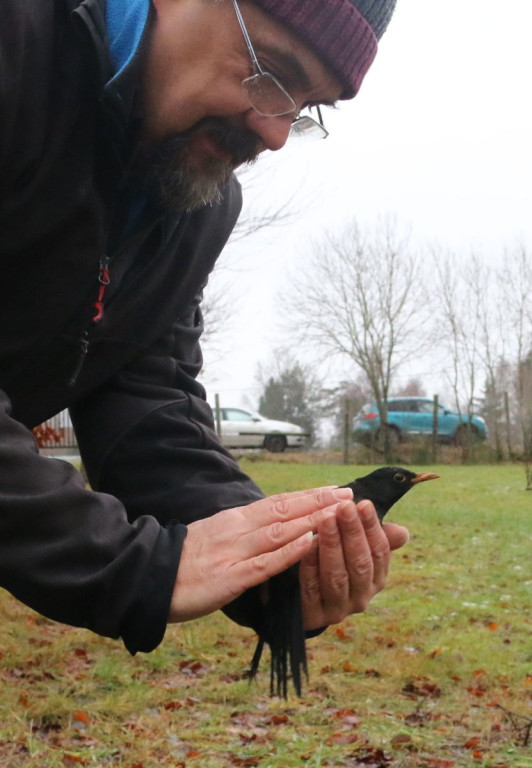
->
[258, 363, 318, 441]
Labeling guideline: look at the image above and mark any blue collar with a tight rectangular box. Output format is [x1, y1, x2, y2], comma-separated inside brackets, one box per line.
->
[106, 0, 150, 81]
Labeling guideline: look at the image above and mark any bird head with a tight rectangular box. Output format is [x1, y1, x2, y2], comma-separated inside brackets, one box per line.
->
[348, 466, 439, 521]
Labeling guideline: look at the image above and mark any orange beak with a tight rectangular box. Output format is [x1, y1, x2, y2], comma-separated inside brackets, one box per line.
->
[411, 472, 440, 484]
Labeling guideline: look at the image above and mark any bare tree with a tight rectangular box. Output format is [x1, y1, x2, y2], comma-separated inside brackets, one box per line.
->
[477, 267, 507, 458]
[392, 377, 427, 397]
[200, 281, 236, 366]
[282, 217, 427, 460]
[503, 244, 532, 487]
[431, 242, 532, 470]
[229, 163, 304, 242]
[517, 351, 532, 488]
[319, 375, 373, 452]
[201, 162, 312, 368]
[431, 250, 495, 457]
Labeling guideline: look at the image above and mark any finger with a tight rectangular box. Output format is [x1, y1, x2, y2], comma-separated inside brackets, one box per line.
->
[355, 500, 390, 591]
[299, 536, 322, 619]
[239, 486, 353, 530]
[314, 510, 352, 614]
[239, 503, 342, 560]
[270, 485, 340, 498]
[383, 522, 410, 550]
[230, 530, 315, 592]
[333, 502, 377, 612]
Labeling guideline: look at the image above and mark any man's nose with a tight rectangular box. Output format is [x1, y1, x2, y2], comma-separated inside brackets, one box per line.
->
[244, 110, 293, 152]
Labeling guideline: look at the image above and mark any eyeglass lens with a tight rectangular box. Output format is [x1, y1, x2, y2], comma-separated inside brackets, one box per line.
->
[289, 115, 329, 140]
[242, 73, 296, 117]
[234, 0, 328, 139]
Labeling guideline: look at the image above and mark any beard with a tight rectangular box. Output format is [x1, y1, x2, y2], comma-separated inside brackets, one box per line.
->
[136, 117, 262, 211]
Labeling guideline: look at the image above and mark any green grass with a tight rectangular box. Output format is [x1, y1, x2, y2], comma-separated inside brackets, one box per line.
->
[1, 462, 531, 767]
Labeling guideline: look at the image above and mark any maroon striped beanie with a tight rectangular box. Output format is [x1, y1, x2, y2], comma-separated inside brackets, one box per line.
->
[254, 0, 397, 98]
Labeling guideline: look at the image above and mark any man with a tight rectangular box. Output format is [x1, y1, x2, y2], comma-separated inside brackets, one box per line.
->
[0, 0, 408, 671]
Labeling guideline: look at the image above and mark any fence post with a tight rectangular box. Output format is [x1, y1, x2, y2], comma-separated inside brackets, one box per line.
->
[343, 398, 350, 465]
[504, 391, 512, 459]
[214, 393, 222, 437]
[432, 394, 439, 463]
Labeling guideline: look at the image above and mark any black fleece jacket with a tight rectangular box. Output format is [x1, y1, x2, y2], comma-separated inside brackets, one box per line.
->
[0, 0, 265, 652]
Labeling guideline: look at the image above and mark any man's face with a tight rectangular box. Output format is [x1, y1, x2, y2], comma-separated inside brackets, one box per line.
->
[138, 0, 342, 210]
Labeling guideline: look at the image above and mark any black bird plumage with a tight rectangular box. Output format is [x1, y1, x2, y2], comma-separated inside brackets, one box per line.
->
[342, 466, 440, 522]
[248, 466, 439, 697]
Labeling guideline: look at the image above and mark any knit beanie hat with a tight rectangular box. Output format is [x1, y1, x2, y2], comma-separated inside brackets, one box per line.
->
[252, 0, 397, 98]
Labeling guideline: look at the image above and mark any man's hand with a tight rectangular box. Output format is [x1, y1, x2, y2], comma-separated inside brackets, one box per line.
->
[300, 499, 409, 631]
[168, 486, 353, 623]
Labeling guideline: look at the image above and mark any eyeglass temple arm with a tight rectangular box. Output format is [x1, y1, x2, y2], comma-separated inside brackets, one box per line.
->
[232, 0, 263, 74]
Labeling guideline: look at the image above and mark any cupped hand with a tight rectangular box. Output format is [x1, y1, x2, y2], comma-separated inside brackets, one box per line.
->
[168, 486, 353, 623]
[299, 499, 409, 631]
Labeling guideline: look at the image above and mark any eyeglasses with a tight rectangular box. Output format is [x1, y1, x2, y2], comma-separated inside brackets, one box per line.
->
[231, 0, 329, 140]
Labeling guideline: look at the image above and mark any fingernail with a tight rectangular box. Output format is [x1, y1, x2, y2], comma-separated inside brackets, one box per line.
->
[297, 531, 314, 547]
[333, 487, 353, 500]
[357, 499, 374, 516]
[338, 503, 357, 521]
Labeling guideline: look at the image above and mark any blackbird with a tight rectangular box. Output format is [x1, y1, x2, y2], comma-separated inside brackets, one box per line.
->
[248, 466, 439, 697]
[341, 466, 440, 522]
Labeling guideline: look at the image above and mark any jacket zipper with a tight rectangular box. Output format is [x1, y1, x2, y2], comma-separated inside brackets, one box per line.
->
[68, 256, 111, 387]
[66, 2, 141, 389]
[68, 330, 90, 388]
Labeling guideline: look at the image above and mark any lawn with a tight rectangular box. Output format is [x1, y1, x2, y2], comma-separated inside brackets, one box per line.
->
[0, 462, 531, 767]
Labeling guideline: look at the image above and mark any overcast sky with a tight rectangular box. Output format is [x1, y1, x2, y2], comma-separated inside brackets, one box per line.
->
[201, 0, 532, 412]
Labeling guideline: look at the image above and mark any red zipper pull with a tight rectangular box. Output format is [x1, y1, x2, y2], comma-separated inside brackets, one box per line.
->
[93, 256, 111, 323]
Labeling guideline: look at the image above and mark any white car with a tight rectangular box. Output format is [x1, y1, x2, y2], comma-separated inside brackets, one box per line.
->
[212, 407, 309, 453]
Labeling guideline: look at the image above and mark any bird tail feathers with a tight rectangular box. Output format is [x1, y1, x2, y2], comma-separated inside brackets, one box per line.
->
[248, 568, 308, 698]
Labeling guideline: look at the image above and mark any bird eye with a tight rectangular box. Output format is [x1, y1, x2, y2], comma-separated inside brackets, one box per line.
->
[393, 472, 407, 483]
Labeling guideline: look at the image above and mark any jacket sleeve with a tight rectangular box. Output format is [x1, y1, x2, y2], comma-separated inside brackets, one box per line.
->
[69, 295, 268, 635]
[0, 389, 185, 653]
